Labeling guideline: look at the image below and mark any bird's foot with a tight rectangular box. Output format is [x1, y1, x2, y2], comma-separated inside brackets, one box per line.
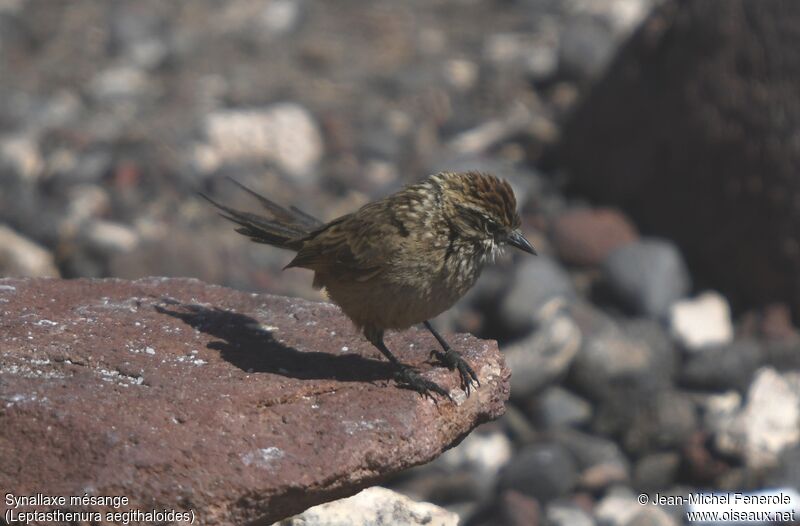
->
[429, 348, 480, 395]
[394, 366, 451, 401]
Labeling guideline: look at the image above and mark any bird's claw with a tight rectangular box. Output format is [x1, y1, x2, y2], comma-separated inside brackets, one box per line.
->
[429, 349, 480, 395]
[394, 367, 452, 402]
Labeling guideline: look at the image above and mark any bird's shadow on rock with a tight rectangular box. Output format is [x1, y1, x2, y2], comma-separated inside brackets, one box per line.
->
[155, 300, 394, 383]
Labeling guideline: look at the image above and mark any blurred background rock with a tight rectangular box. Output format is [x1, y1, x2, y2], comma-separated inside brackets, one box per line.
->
[2, 0, 800, 524]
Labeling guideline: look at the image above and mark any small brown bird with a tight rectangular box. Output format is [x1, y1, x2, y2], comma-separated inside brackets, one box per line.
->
[201, 171, 535, 398]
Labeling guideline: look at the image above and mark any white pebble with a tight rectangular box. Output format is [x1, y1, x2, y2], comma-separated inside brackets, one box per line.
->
[669, 291, 733, 351]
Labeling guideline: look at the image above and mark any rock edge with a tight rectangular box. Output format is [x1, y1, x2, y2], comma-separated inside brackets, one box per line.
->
[0, 277, 510, 525]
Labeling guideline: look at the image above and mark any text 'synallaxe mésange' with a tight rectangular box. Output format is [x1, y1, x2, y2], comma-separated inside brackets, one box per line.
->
[4, 493, 196, 524]
[638, 489, 799, 523]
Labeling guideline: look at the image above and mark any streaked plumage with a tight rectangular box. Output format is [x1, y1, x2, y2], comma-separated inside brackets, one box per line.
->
[201, 171, 535, 398]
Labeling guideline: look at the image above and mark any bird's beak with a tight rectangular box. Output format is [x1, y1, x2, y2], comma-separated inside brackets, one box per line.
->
[507, 229, 537, 255]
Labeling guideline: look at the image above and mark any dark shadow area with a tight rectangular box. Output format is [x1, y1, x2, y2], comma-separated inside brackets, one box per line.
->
[155, 300, 395, 383]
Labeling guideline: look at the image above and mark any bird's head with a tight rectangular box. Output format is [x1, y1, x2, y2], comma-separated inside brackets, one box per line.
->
[434, 171, 536, 257]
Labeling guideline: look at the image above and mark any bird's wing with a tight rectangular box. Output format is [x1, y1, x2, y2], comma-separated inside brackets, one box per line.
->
[285, 212, 391, 282]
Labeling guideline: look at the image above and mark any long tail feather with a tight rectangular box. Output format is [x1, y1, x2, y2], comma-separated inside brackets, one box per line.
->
[224, 176, 323, 230]
[199, 181, 321, 251]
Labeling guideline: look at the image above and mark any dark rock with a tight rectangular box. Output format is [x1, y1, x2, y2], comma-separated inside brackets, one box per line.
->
[437, 264, 513, 336]
[497, 443, 578, 503]
[570, 312, 685, 455]
[553, 429, 630, 491]
[498, 256, 577, 336]
[760, 303, 800, 342]
[559, 0, 800, 318]
[0, 277, 510, 525]
[465, 490, 541, 526]
[362, 120, 403, 161]
[764, 340, 800, 371]
[498, 490, 542, 526]
[550, 207, 638, 267]
[50, 149, 113, 183]
[680, 431, 730, 487]
[498, 404, 539, 446]
[569, 307, 676, 403]
[680, 339, 762, 392]
[527, 386, 592, 429]
[633, 452, 680, 491]
[388, 467, 481, 507]
[602, 239, 690, 319]
[505, 299, 582, 400]
[621, 389, 698, 455]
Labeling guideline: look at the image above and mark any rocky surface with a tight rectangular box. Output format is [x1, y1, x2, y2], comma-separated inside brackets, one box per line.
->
[602, 239, 690, 319]
[0, 277, 509, 525]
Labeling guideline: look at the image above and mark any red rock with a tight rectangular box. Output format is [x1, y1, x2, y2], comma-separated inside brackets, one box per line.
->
[550, 208, 638, 266]
[0, 278, 509, 525]
[499, 490, 542, 526]
[470, 490, 541, 526]
[760, 303, 800, 342]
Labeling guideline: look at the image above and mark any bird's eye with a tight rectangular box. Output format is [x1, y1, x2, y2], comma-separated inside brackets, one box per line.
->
[483, 217, 505, 238]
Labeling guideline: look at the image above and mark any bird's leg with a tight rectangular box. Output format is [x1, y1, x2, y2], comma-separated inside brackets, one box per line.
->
[365, 327, 450, 400]
[423, 320, 479, 394]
